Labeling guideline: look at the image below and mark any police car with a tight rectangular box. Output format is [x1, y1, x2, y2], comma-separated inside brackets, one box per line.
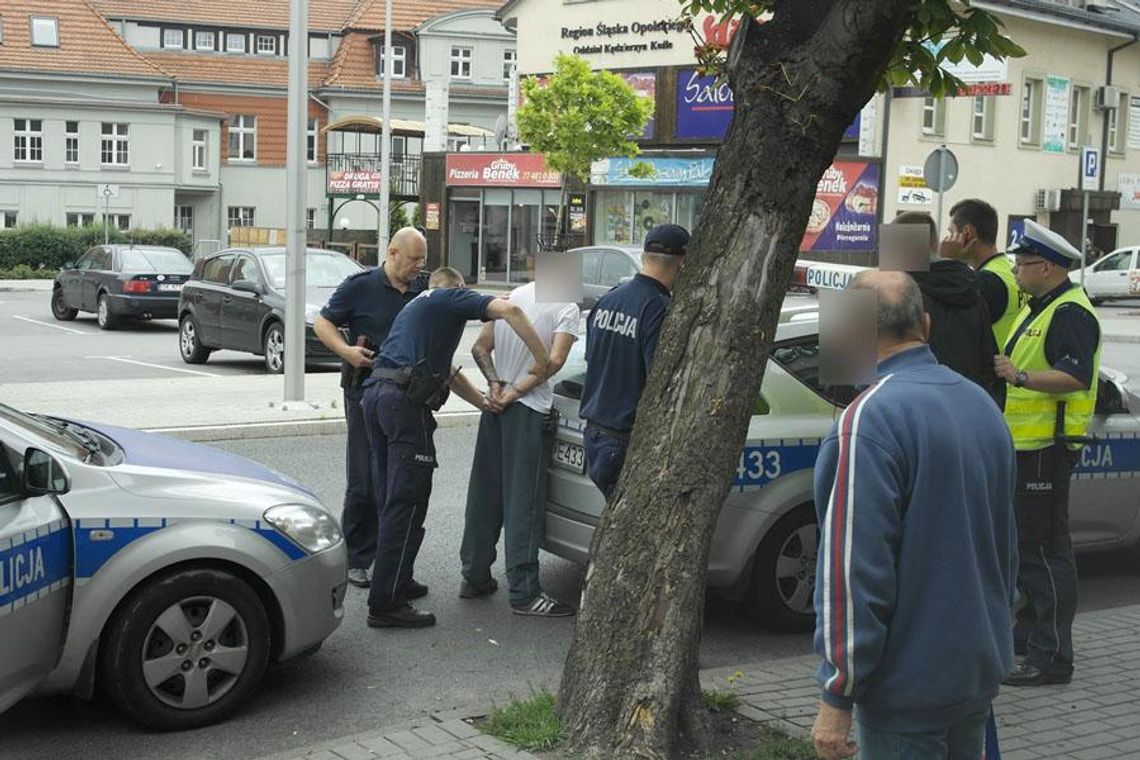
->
[0, 403, 346, 729]
[545, 301, 1140, 632]
[1072, 246, 1140, 304]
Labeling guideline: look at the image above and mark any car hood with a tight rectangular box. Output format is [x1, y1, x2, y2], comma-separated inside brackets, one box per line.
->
[75, 420, 317, 499]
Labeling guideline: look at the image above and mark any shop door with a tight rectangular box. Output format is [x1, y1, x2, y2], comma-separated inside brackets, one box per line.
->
[447, 197, 480, 282]
[510, 190, 543, 283]
[481, 189, 510, 282]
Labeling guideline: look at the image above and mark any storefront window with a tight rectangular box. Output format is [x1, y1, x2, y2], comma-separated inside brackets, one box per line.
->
[675, 192, 705, 234]
[482, 189, 511, 282]
[632, 192, 674, 242]
[597, 189, 633, 245]
[447, 193, 481, 281]
[510, 189, 542, 282]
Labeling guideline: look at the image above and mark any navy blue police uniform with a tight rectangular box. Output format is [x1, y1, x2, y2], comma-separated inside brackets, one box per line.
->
[319, 266, 428, 575]
[578, 224, 688, 499]
[362, 286, 494, 625]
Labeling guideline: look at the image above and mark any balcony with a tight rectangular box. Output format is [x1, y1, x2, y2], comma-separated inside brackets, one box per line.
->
[325, 152, 421, 200]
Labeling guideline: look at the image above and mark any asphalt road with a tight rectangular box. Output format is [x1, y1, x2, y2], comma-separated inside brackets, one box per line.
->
[4, 426, 1140, 760]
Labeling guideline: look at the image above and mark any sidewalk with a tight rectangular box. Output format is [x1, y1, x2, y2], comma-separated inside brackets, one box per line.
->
[261, 603, 1140, 760]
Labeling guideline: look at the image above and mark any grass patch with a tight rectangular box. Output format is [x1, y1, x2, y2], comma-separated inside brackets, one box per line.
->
[739, 725, 816, 760]
[702, 687, 742, 712]
[484, 689, 564, 752]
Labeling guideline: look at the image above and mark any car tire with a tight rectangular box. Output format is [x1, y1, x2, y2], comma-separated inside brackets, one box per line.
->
[263, 322, 285, 374]
[96, 293, 118, 331]
[179, 315, 211, 364]
[748, 504, 819, 633]
[99, 568, 271, 731]
[51, 288, 78, 321]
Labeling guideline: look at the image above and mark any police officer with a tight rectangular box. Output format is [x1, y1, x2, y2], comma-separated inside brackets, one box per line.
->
[313, 227, 427, 590]
[579, 223, 689, 499]
[363, 267, 552, 628]
[994, 220, 1102, 687]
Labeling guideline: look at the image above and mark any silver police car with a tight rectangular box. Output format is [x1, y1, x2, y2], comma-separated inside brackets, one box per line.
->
[545, 305, 1140, 632]
[0, 404, 346, 729]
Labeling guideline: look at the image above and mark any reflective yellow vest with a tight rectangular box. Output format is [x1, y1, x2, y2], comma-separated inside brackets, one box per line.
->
[1003, 285, 1101, 451]
[981, 255, 1026, 349]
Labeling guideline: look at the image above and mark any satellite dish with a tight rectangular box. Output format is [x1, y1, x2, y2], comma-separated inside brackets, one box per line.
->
[492, 114, 508, 149]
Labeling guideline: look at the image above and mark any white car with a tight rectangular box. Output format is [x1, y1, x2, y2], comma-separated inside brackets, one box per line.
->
[1073, 247, 1140, 303]
[0, 404, 346, 730]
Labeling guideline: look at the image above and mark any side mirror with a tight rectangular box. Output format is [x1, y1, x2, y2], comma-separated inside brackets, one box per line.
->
[62, 261, 76, 270]
[23, 448, 70, 495]
[231, 279, 263, 295]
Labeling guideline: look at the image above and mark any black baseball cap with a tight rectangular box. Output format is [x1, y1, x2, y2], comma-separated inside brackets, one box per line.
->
[643, 224, 690, 256]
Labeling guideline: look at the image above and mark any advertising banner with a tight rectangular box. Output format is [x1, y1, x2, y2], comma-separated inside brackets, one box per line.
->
[620, 71, 656, 139]
[328, 170, 382, 194]
[591, 155, 715, 186]
[445, 153, 561, 187]
[897, 165, 933, 206]
[1043, 75, 1071, 154]
[1117, 173, 1140, 210]
[801, 162, 879, 252]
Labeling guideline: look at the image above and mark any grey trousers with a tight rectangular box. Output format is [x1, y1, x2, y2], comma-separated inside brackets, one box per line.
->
[460, 403, 549, 607]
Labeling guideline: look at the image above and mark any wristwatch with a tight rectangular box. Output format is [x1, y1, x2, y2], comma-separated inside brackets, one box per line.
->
[1014, 369, 1028, 388]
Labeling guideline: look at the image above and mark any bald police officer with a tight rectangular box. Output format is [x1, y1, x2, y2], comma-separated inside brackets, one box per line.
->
[579, 224, 689, 499]
[363, 267, 552, 628]
[313, 227, 428, 590]
[994, 220, 1102, 687]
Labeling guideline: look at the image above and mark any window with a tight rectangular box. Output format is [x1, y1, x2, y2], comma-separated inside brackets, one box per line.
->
[447, 135, 470, 152]
[66, 212, 95, 227]
[13, 118, 43, 162]
[227, 206, 255, 227]
[100, 122, 129, 166]
[1020, 78, 1043, 145]
[1098, 251, 1133, 271]
[231, 255, 262, 285]
[0, 17, 4, 46]
[503, 49, 517, 82]
[30, 16, 58, 47]
[771, 338, 859, 408]
[306, 208, 316, 229]
[162, 28, 184, 49]
[192, 129, 208, 170]
[203, 254, 234, 284]
[450, 46, 472, 79]
[1109, 93, 1129, 153]
[175, 205, 193, 232]
[195, 31, 216, 51]
[104, 214, 131, 231]
[377, 44, 406, 78]
[228, 115, 256, 160]
[307, 117, 317, 162]
[226, 33, 246, 53]
[0, 211, 17, 229]
[255, 34, 276, 55]
[600, 251, 637, 286]
[921, 97, 944, 137]
[1069, 86, 1089, 150]
[65, 121, 79, 164]
[392, 135, 405, 162]
[971, 96, 994, 141]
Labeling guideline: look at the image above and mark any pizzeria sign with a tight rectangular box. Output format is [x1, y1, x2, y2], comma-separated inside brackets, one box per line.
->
[446, 153, 562, 187]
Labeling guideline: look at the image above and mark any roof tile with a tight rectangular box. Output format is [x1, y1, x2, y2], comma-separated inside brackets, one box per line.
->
[91, 0, 361, 33]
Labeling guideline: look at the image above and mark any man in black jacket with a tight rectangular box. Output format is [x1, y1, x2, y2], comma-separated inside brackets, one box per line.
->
[892, 212, 1000, 402]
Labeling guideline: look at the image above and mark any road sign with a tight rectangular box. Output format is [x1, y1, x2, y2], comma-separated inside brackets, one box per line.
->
[97, 183, 120, 200]
[922, 147, 958, 192]
[1081, 147, 1099, 192]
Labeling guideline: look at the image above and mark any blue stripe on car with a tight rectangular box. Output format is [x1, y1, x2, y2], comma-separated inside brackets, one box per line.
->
[0, 523, 71, 609]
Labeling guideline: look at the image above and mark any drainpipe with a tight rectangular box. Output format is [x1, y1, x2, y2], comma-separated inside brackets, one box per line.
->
[1099, 35, 1138, 192]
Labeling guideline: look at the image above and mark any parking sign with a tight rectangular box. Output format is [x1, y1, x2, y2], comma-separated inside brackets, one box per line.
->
[1081, 147, 1099, 191]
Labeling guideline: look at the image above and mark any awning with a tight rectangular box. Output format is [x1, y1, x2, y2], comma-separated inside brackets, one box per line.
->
[323, 116, 494, 138]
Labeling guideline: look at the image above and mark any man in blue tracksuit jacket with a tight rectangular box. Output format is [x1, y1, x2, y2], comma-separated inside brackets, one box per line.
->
[811, 271, 1018, 760]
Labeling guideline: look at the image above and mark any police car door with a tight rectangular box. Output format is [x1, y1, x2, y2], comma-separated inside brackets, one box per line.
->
[0, 437, 73, 714]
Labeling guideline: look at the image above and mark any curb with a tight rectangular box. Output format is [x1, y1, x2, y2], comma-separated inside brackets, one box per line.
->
[146, 410, 481, 442]
[1105, 332, 1140, 344]
[0, 280, 53, 292]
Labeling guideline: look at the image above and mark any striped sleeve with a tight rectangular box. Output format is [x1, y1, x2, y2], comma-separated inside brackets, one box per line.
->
[812, 378, 904, 709]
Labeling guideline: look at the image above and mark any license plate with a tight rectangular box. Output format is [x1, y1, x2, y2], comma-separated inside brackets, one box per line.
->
[553, 440, 585, 474]
[158, 283, 183, 292]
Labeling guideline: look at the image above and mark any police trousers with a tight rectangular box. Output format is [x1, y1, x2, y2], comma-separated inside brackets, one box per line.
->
[361, 381, 438, 612]
[1013, 444, 1078, 677]
[341, 386, 377, 571]
[583, 425, 629, 501]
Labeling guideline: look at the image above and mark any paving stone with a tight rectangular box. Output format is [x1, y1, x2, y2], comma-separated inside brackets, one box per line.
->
[331, 743, 377, 760]
[437, 719, 481, 741]
[358, 736, 406, 757]
[409, 741, 464, 758]
[1068, 747, 1124, 760]
[386, 731, 433, 753]
[411, 725, 455, 746]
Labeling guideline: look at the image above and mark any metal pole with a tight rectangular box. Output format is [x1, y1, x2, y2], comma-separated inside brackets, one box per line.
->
[935, 146, 947, 237]
[1080, 189, 1090, 287]
[378, 0, 394, 253]
[103, 190, 110, 245]
[284, 0, 308, 401]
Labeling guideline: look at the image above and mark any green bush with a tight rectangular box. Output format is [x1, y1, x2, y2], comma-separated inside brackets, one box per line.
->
[0, 264, 56, 280]
[0, 224, 192, 271]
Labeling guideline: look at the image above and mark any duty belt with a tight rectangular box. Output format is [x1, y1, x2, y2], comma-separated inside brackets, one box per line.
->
[586, 421, 632, 443]
[370, 367, 412, 387]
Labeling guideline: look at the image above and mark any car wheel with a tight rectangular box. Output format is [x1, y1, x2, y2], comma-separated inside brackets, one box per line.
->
[179, 315, 211, 364]
[96, 293, 118, 331]
[51, 288, 78, 321]
[263, 322, 285, 374]
[99, 568, 271, 731]
[748, 504, 818, 633]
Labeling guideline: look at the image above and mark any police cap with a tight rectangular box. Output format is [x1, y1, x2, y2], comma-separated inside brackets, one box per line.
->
[1009, 219, 1082, 269]
[643, 224, 690, 256]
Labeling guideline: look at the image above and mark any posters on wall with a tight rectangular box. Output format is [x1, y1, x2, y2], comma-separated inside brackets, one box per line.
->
[1117, 173, 1140, 210]
[567, 193, 587, 232]
[897, 165, 933, 206]
[424, 202, 440, 230]
[800, 162, 880, 252]
[1042, 75, 1071, 154]
[1128, 97, 1140, 151]
[619, 71, 656, 139]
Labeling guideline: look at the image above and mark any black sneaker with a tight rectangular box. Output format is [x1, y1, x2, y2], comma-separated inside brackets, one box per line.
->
[1002, 661, 1072, 686]
[401, 579, 429, 600]
[459, 577, 499, 599]
[366, 603, 436, 628]
[347, 568, 371, 588]
[511, 592, 575, 617]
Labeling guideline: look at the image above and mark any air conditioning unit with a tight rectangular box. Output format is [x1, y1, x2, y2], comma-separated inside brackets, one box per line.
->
[1085, 0, 1110, 11]
[1034, 188, 1062, 212]
[1095, 85, 1121, 111]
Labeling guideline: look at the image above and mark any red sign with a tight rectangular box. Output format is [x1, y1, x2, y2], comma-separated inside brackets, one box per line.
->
[957, 82, 1012, 97]
[328, 170, 381, 194]
[445, 153, 562, 187]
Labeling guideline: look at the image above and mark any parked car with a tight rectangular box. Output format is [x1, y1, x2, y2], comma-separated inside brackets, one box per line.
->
[573, 245, 641, 309]
[51, 245, 193, 330]
[543, 306, 1140, 632]
[0, 402, 346, 729]
[178, 247, 363, 373]
[1073, 246, 1140, 304]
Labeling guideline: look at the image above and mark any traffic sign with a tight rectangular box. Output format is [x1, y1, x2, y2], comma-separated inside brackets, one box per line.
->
[1081, 147, 1099, 192]
[922, 147, 958, 192]
[97, 183, 120, 200]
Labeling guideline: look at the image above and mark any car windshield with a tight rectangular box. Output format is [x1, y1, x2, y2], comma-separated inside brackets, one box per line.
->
[260, 253, 361, 289]
[0, 404, 90, 461]
[120, 249, 193, 273]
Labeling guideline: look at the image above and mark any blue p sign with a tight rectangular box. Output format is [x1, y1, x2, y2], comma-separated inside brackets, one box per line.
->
[1081, 147, 1099, 191]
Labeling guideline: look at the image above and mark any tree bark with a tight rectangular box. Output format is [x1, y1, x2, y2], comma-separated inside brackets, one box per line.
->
[558, 2, 912, 757]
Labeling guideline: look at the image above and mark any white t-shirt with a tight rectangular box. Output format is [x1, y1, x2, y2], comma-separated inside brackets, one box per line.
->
[493, 282, 580, 413]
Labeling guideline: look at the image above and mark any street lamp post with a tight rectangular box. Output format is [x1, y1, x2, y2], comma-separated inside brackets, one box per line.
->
[284, 0, 308, 401]
[377, 0, 394, 253]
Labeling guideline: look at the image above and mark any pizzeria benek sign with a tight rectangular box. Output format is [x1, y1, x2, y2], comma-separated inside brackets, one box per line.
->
[561, 18, 688, 56]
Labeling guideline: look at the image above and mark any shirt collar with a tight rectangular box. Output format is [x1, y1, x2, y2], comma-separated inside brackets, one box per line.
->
[1028, 279, 1075, 311]
[634, 272, 671, 297]
[979, 252, 1007, 270]
[877, 344, 937, 376]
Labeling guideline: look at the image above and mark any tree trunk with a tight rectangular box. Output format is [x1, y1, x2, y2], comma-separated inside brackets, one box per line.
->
[558, 2, 912, 757]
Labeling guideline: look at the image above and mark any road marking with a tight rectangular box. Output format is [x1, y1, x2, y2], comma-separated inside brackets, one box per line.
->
[13, 315, 86, 334]
[85, 356, 220, 377]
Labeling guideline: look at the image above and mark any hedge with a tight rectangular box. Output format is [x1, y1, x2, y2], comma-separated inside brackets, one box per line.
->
[0, 225, 193, 271]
